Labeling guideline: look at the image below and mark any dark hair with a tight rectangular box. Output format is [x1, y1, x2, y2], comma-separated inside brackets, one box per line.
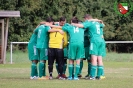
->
[59, 16, 66, 22]
[71, 16, 79, 23]
[46, 17, 54, 22]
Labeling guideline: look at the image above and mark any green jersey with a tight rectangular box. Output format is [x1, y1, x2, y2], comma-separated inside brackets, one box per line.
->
[83, 21, 103, 42]
[100, 23, 104, 35]
[28, 33, 37, 45]
[34, 25, 51, 48]
[62, 23, 84, 43]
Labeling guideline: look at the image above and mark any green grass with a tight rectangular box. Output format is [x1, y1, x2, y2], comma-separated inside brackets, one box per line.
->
[0, 51, 133, 88]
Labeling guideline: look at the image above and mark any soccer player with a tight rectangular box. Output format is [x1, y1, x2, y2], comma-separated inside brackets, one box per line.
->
[72, 14, 106, 80]
[54, 17, 68, 79]
[34, 17, 64, 80]
[40, 17, 68, 79]
[96, 21, 106, 79]
[47, 17, 68, 80]
[28, 25, 39, 79]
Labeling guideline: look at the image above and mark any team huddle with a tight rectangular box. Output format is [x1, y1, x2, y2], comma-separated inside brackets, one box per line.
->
[28, 14, 106, 80]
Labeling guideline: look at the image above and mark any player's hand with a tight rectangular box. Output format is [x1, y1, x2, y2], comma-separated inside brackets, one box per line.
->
[58, 30, 64, 35]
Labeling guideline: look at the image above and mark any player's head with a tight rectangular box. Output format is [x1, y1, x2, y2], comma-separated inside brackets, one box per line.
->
[83, 14, 92, 20]
[71, 16, 79, 23]
[59, 16, 66, 26]
[46, 17, 54, 24]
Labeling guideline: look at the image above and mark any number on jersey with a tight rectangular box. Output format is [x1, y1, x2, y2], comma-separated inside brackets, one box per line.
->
[74, 27, 79, 33]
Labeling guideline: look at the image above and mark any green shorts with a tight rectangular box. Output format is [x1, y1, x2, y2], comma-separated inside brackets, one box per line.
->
[89, 41, 106, 57]
[84, 46, 91, 60]
[68, 42, 85, 60]
[37, 48, 48, 60]
[28, 44, 38, 61]
[64, 47, 68, 58]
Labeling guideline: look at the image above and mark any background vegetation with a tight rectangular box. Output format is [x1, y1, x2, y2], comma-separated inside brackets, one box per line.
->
[0, 0, 133, 52]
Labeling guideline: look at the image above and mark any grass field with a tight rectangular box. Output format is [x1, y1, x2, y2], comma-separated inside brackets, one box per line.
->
[0, 51, 133, 88]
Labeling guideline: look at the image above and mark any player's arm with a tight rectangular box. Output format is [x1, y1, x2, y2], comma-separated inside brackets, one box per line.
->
[100, 20, 105, 27]
[40, 21, 46, 24]
[54, 22, 59, 24]
[88, 19, 101, 22]
[48, 29, 64, 35]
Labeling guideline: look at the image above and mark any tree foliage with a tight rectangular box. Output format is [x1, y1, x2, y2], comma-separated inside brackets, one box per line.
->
[0, 0, 133, 52]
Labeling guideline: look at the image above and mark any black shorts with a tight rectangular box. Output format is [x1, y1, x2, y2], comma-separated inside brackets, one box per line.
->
[48, 48, 64, 66]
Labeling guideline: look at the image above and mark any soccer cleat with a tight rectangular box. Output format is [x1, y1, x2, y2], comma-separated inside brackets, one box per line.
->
[67, 76, 73, 80]
[96, 76, 106, 80]
[88, 77, 95, 80]
[58, 76, 66, 80]
[73, 77, 79, 80]
[100, 76, 106, 79]
[62, 74, 67, 78]
[78, 74, 82, 78]
[30, 76, 38, 80]
[49, 76, 53, 80]
[38, 76, 49, 80]
[85, 74, 89, 79]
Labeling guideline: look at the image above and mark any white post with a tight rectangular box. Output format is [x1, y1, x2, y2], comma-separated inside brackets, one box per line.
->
[10, 42, 12, 64]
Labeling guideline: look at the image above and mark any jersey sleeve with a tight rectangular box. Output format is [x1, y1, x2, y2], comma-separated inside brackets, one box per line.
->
[34, 27, 38, 35]
[62, 23, 69, 32]
[82, 21, 92, 29]
[100, 23, 105, 28]
[45, 26, 51, 32]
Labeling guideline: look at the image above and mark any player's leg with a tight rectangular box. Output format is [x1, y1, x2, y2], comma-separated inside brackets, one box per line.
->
[89, 42, 98, 80]
[56, 49, 65, 80]
[67, 43, 76, 80]
[28, 44, 39, 79]
[30, 60, 38, 79]
[62, 58, 67, 78]
[78, 59, 83, 78]
[74, 59, 80, 80]
[48, 48, 55, 79]
[97, 42, 106, 80]
[97, 56, 104, 79]
[68, 60, 74, 80]
[84, 46, 91, 79]
[38, 48, 48, 79]
[85, 59, 91, 79]
[62, 47, 68, 78]
[74, 43, 84, 80]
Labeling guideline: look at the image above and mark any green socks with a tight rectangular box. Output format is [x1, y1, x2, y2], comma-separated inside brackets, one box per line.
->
[39, 62, 46, 77]
[31, 62, 38, 77]
[68, 64, 74, 77]
[74, 64, 80, 78]
[97, 66, 104, 77]
[78, 61, 83, 75]
[90, 65, 97, 77]
[63, 64, 67, 74]
[88, 62, 91, 76]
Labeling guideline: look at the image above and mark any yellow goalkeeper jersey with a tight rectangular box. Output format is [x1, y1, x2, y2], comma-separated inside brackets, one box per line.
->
[49, 27, 68, 49]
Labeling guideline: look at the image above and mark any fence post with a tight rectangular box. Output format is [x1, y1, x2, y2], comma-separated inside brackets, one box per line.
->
[10, 42, 12, 64]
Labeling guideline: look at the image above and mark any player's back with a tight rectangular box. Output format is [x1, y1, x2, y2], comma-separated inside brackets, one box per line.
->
[62, 24, 84, 43]
[35, 25, 49, 48]
[28, 33, 37, 47]
[87, 21, 103, 42]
